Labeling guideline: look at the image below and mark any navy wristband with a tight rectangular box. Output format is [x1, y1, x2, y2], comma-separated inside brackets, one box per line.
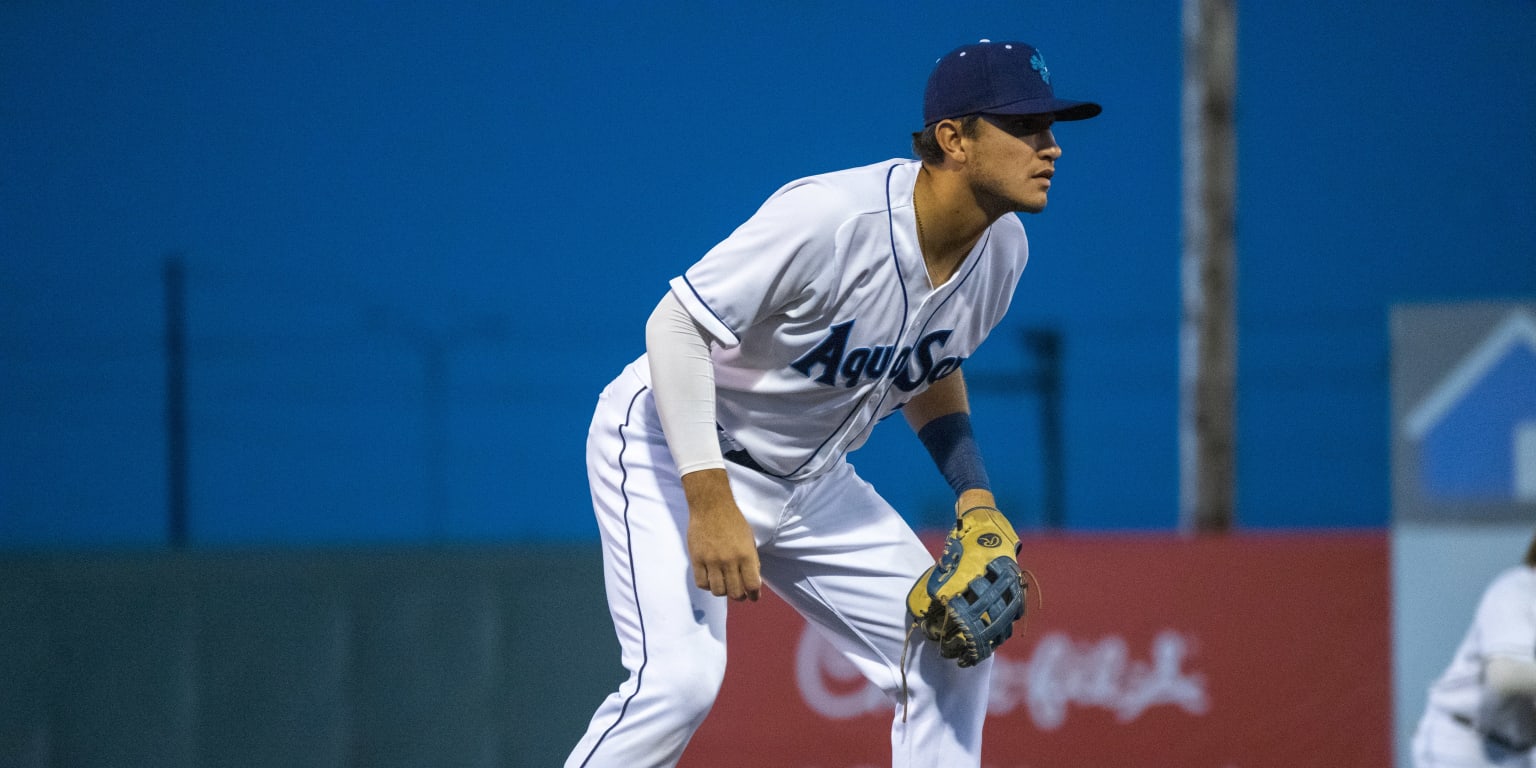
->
[916, 411, 992, 495]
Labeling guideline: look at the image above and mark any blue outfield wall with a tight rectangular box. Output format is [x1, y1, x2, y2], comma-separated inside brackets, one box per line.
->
[2, 2, 1534, 547]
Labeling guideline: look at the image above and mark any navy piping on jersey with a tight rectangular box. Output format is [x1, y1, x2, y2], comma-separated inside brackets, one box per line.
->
[577, 385, 651, 768]
[785, 163, 992, 477]
[848, 226, 990, 452]
[671, 162, 993, 481]
[679, 275, 736, 342]
[768, 162, 917, 478]
[884, 162, 915, 340]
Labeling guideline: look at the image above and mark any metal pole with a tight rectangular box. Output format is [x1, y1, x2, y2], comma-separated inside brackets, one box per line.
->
[368, 309, 507, 541]
[1023, 329, 1066, 530]
[1180, 0, 1238, 533]
[164, 253, 189, 547]
[962, 327, 1067, 529]
[423, 337, 449, 540]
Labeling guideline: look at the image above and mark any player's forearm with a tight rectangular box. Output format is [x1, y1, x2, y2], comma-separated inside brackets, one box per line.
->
[906, 372, 993, 505]
[919, 412, 995, 509]
[681, 468, 737, 513]
[646, 293, 747, 524]
[903, 369, 972, 431]
[645, 292, 726, 476]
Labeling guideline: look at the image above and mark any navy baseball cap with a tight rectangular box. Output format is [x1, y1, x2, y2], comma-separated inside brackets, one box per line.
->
[923, 40, 1102, 125]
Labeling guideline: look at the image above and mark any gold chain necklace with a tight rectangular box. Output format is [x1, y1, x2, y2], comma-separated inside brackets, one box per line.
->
[913, 184, 927, 252]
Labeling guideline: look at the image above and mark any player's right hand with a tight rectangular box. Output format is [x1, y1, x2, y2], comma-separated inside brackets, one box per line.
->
[681, 469, 762, 602]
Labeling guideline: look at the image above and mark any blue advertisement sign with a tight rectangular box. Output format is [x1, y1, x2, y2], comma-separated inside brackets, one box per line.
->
[1393, 305, 1536, 520]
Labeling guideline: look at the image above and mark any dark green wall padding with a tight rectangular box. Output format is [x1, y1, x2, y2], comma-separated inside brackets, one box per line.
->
[0, 546, 622, 768]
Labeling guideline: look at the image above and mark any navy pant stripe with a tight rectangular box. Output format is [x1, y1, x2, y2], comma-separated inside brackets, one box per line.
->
[578, 385, 651, 768]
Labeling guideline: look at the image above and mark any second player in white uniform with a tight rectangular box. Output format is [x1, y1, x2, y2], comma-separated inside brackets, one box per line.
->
[566, 40, 1101, 767]
[1414, 531, 1536, 768]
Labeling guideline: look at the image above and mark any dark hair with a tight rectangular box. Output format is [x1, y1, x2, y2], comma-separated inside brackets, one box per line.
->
[911, 115, 983, 164]
[1526, 529, 1536, 567]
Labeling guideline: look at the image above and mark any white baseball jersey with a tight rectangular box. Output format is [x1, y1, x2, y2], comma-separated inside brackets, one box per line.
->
[669, 158, 1028, 481]
[1415, 566, 1536, 766]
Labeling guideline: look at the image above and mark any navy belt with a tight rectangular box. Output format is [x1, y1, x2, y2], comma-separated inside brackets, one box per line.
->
[717, 424, 768, 473]
[723, 447, 767, 473]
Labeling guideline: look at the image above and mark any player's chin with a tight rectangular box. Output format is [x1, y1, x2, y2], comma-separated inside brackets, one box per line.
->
[1006, 185, 1051, 214]
[1014, 196, 1049, 215]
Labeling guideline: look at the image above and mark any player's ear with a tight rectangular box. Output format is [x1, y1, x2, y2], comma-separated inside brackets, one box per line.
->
[933, 118, 970, 164]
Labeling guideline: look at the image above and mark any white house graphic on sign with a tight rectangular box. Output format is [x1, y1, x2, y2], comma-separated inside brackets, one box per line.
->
[1404, 311, 1536, 503]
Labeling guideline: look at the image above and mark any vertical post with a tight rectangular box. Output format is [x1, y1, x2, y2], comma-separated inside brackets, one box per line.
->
[1180, 0, 1238, 533]
[1023, 329, 1066, 530]
[423, 338, 449, 540]
[164, 254, 189, 548]
[369, 310, 507, 541]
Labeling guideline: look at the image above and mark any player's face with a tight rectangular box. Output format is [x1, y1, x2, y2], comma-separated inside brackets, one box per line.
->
[965, 114, 1063, 215]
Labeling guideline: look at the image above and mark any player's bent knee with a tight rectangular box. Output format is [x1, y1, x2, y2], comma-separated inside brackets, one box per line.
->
[645, 645, 728, 722]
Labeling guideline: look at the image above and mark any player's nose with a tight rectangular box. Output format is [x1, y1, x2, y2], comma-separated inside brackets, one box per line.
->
[1040, 130, 1062, 158]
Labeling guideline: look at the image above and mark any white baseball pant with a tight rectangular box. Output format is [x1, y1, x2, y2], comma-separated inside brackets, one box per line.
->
[565, 362, 992, 768]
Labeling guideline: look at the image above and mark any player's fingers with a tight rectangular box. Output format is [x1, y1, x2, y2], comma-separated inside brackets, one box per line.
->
[697, 558, 728, 597]
[723, 565, 747, 602]
[743, 554, 762, 602]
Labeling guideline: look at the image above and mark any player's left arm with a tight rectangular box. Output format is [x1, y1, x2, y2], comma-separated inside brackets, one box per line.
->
[904, 370, 995, 516]
[904, 370, 1031, 669]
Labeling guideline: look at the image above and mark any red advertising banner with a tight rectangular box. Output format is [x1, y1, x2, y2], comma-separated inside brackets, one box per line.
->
[683, 531, 1390, 768]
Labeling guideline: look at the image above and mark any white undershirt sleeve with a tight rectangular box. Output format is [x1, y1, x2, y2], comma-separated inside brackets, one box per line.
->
[645, 291, 726, 476]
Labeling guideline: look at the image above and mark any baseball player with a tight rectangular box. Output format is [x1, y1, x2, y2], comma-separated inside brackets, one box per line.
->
[1413, 529, 1536, 767]
[565, 40, 1100, 768]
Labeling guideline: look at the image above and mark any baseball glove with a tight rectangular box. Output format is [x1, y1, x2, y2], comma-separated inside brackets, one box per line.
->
[906, 505, 1029, 668]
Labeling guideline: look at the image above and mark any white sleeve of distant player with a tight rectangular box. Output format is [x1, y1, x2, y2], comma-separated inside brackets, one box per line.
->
[1478, 571, 1536, 658]
[645, 292, 726, 476]
[1472, 571, 1536, 749]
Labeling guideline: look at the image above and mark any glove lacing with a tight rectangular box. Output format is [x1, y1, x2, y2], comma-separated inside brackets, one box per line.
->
[899, 619, 920, 723]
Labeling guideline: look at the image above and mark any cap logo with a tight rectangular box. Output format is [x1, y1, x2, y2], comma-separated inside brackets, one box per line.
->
[1030, 52, 1050, 84]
